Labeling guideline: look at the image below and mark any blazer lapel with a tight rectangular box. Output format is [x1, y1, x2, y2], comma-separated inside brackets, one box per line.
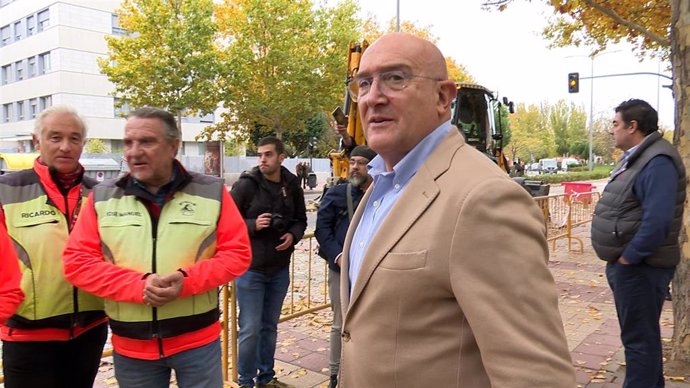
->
[345, 130, 463, 314]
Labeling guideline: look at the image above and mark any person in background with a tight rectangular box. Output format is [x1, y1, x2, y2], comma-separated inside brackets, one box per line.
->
[591, 99, 685, 388]
[0, 105, 107, 388]
[315, 145, 375, 388]
[231, 136, 307, 388]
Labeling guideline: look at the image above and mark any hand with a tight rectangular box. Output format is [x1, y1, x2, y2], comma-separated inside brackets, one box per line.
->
[335, 124, 354, 147]
[255, 213, 272, 231]
[275, 232, 294, 251]
[143, 272, 184, 307]
[617, 256, 632, 265]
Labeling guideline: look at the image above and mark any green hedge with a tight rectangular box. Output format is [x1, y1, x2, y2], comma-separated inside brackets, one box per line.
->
[532, 165, 613, 184]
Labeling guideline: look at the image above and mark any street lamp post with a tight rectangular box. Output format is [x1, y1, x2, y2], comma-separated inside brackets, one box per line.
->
[396, 0, 400, 32]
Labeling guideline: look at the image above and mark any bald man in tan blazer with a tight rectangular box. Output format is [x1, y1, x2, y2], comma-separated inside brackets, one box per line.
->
[339, 32, 575, 387]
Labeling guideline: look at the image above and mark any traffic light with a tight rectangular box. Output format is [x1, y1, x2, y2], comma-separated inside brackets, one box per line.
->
[568, 72, 579, 93]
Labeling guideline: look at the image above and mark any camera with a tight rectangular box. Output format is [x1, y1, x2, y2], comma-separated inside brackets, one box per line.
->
[271, 213, 286, 232]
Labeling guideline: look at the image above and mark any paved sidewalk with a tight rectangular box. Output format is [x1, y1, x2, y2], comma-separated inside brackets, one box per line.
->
[250, 225, 688, 388]
[91, 225, 689, 388]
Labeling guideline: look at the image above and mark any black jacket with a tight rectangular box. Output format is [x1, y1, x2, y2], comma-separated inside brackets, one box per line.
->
[314, 183, 364, 272]
[231, 166, 307, 274]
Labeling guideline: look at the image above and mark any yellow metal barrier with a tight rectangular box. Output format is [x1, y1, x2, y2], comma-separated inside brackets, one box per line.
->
[220, 232, 329, 385]
[534, 191, 600, 252]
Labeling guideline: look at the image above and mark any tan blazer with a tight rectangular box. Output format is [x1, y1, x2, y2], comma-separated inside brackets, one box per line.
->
[340, 130, 575, 387]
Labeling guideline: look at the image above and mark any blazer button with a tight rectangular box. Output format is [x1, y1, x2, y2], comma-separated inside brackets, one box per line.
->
[342, 331, 351, 342]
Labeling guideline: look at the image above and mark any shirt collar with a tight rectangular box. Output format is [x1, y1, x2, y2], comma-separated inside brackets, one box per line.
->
[367, 120, 453, 185]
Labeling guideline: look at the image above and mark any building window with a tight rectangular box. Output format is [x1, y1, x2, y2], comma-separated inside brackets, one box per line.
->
[26, 15, 35, 37]
[16, 101, 24, 121]
[27, 56, 36, 77]
[110, 139, 123, 153]
[1, 64, 10, 84]
[15, 60, 24, 81]
[39, 95, 52, 110]
[13, 20, 22, 41]
[29, 99, 38, 119]
[114, 97, 131, 117]
[2, 103, 11, 122]
[0, 25, 10, 47]
[37, 9, 49, 32]
[112, 13, 126, 36]
[38, 52, 50, 74]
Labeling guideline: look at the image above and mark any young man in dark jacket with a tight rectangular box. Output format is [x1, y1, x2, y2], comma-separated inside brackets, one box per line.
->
[231, 136, 308, 388]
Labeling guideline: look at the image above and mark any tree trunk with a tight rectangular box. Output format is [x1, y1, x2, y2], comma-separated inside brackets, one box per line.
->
[671, 0, 690, 362]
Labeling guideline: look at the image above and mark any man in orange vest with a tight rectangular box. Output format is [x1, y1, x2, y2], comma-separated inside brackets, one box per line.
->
[0, 105, 107, 388]
[64, 107, 252, 388]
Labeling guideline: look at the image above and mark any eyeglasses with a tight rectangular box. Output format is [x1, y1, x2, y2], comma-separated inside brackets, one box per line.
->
[347, 70, 442, 102]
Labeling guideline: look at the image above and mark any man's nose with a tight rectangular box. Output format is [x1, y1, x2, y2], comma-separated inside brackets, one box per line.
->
[58, 139, 72, 151]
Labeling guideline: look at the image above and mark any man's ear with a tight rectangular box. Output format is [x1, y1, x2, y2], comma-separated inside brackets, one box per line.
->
[437, 80, 457, 114]
[32, 133, 41, 151]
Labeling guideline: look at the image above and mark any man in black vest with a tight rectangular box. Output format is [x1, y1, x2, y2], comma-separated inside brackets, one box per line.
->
[591, 99, 686, 388]
[315, 145, 375, 388]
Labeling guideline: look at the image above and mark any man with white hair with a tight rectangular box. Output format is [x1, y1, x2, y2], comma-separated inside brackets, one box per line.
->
[0, 105, 107, 388]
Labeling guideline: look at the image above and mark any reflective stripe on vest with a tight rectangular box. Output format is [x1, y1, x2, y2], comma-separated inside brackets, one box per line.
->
[93, 177, 222, 337]
[0, 176, 103, 323]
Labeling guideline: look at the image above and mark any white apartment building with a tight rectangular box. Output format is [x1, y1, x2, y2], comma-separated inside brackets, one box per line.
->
[0, 0, 214, 155]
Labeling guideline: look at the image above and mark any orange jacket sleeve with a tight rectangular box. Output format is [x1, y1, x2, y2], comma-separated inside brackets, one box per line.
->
[63, 193, 148, 303]
[178, 187, 251, 298]
[0, 213, 25, 324]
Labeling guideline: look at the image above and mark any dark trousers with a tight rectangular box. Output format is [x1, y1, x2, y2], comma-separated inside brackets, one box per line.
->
[606, 262, 674, 388]
[2, 323, 108, 388]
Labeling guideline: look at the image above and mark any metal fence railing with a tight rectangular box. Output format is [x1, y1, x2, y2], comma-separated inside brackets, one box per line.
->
[220, 232, 329, 384]
[534, 191, 600, 252]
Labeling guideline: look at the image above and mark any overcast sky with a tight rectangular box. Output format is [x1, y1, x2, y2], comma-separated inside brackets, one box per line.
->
[356, 0, 675, 128]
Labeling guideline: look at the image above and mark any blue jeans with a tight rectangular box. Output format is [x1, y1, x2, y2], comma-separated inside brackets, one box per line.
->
[113, 339, 222, 388]
[236, 267, 290, 387]
[606, 261, 675, 388]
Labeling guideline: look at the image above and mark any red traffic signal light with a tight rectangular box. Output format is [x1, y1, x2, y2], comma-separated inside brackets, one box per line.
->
[568, 72, 579, 93]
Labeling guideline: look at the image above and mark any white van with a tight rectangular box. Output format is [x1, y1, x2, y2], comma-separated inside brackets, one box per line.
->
[539, 158, 558, 174]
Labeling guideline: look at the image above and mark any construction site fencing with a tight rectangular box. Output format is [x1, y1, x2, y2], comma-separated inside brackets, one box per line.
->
[0, 193, 599, 386]
[220, 232, 329, 384]
[533, 191, 601, 252]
